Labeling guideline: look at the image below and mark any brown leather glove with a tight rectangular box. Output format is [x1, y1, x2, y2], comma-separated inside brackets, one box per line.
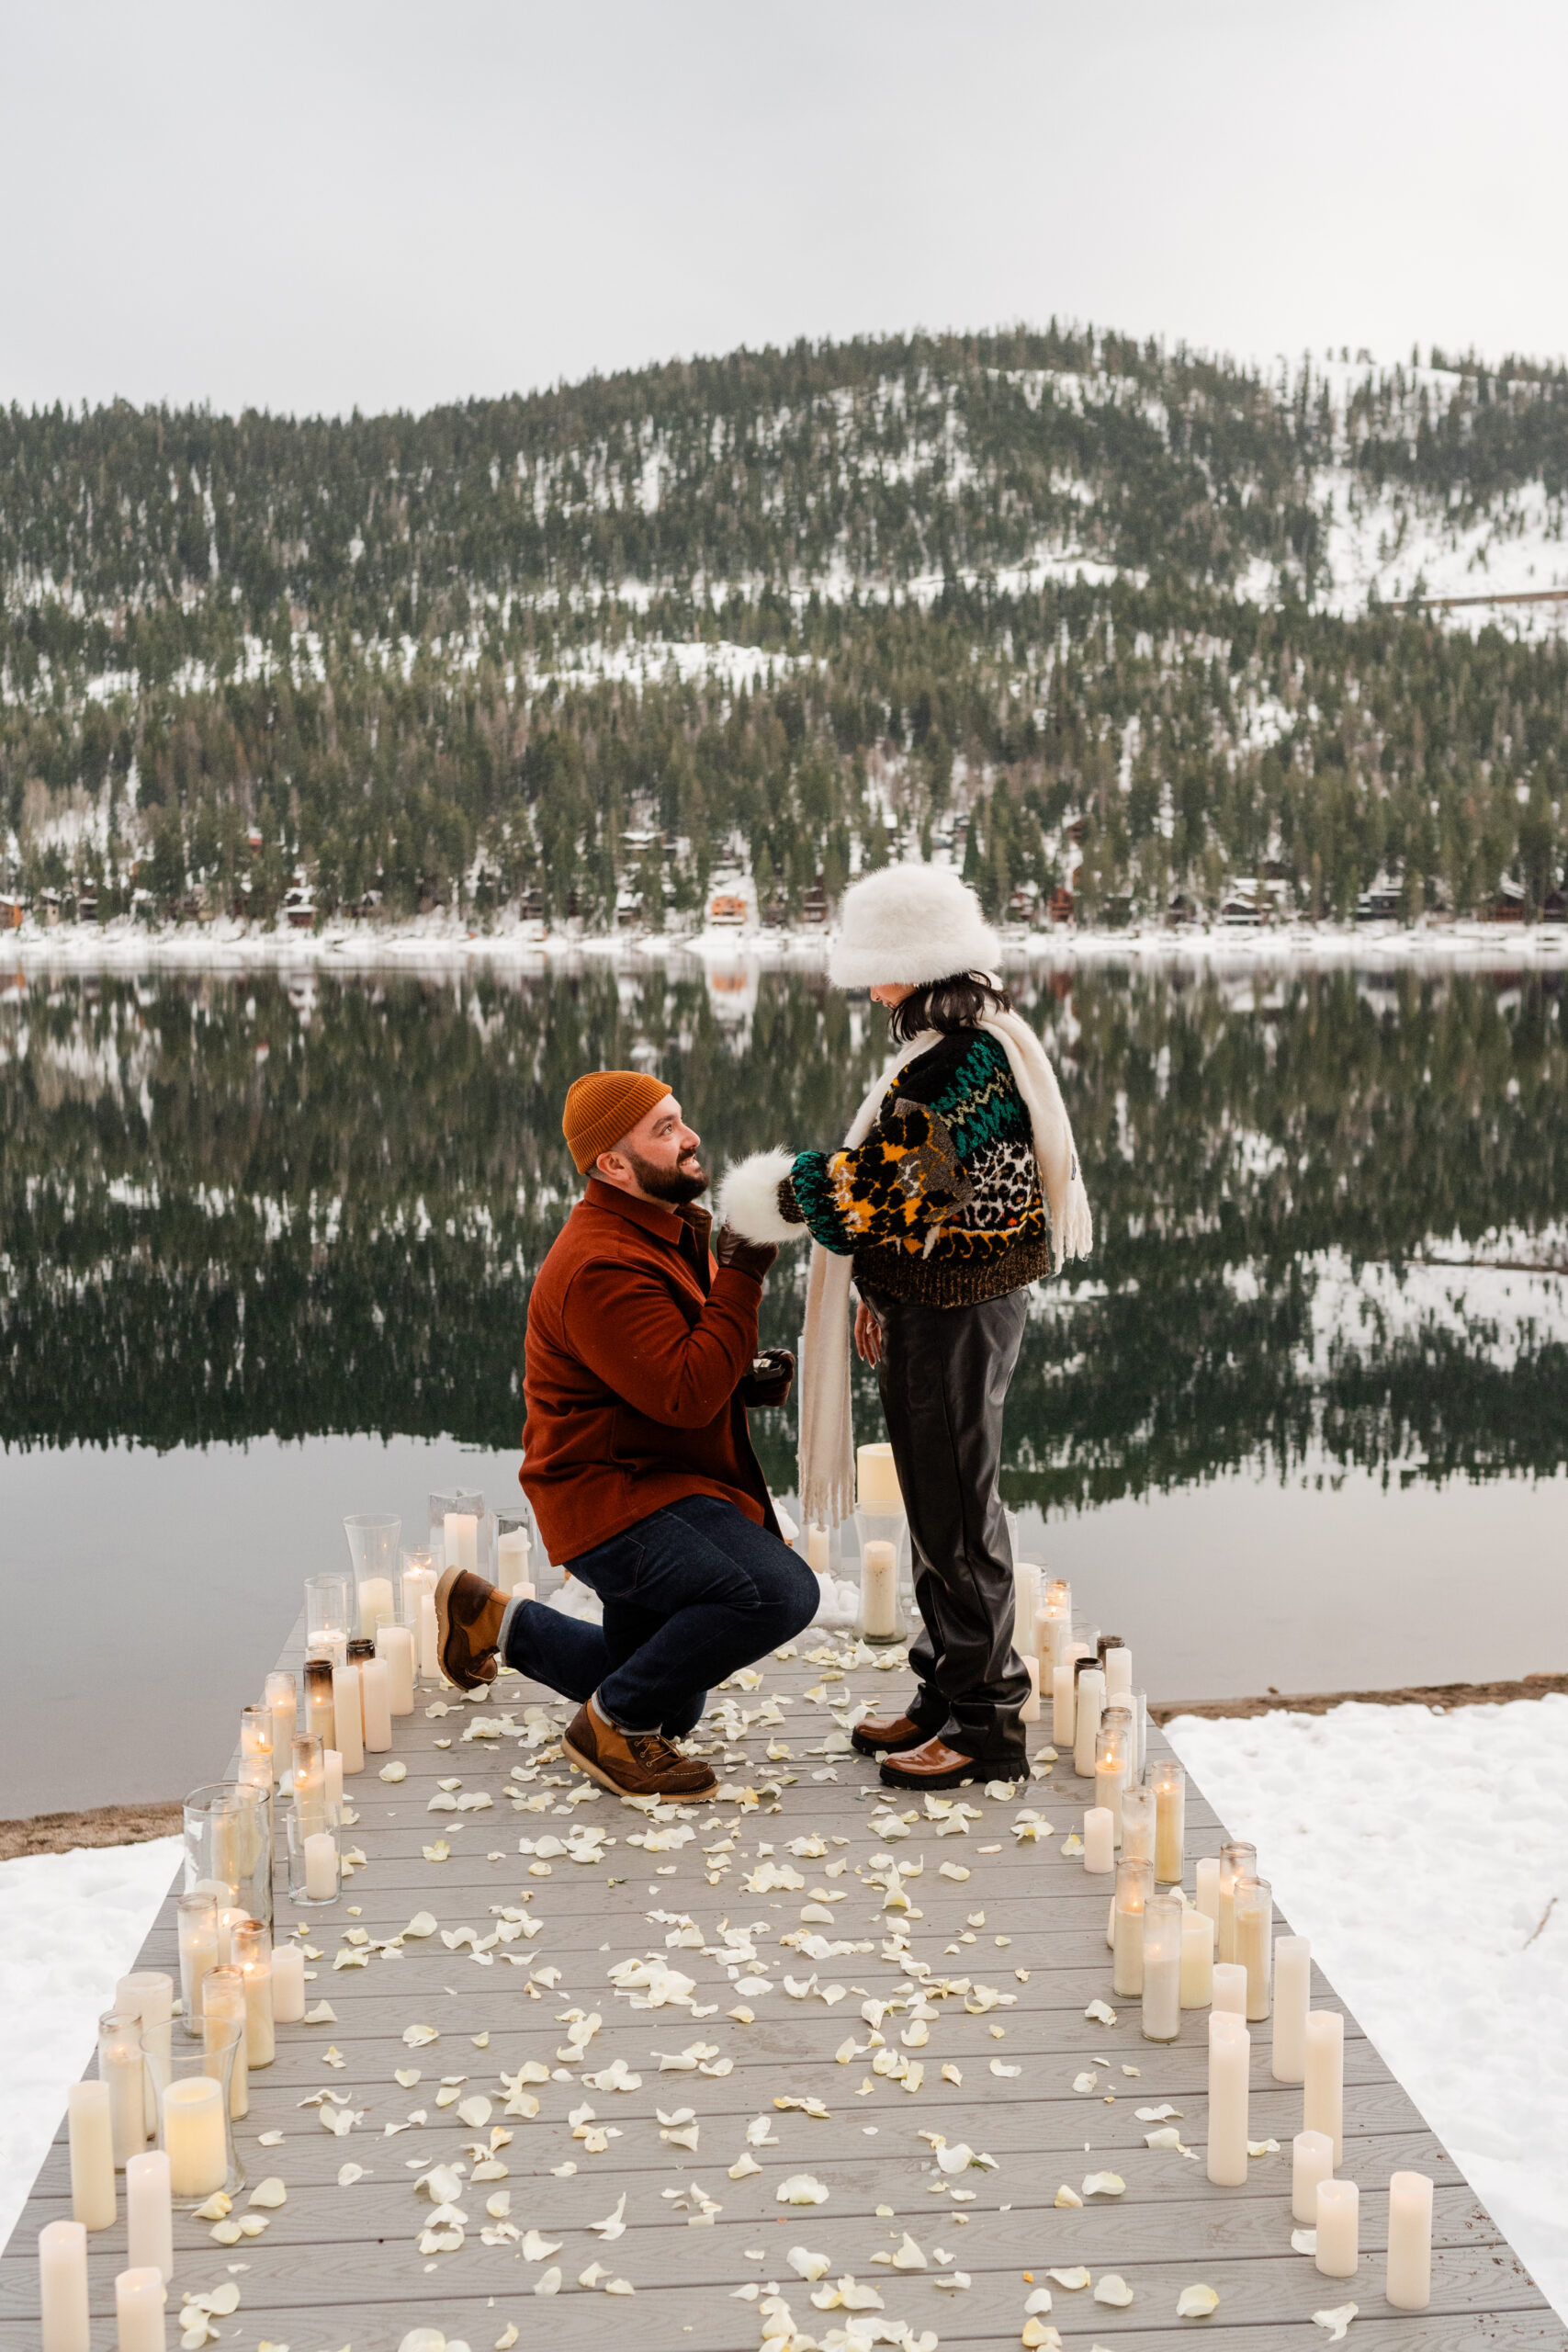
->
[716, 1221, 778, 1282]
[740, 1348, 795, 1408]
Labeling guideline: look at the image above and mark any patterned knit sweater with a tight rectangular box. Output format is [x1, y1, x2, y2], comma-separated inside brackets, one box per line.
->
[779, 1029, 1052, 1307]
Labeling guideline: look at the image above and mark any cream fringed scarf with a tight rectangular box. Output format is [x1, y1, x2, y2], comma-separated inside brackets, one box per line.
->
[796, 1010, 1093, 1530]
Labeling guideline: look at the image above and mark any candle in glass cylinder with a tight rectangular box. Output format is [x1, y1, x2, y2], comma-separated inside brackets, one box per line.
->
[444, 1510, 479, 1577]
[1020, 1655, 1041, 1724]
[377, 1622, 415, 1714]
[1141, 1893, 1183, 2041]
[1180, 1909, 1215, 2007]
[68, 2082, 116, 2229]
[359, 1654, 393, 1751]
[1212, 1961, 1247, 2018]
[1073, 1663, 1105, 1776]
[162, 2077, 226, 2199]
[271, 1940, 306, 2023]
[1012, 1559, 1042, 1637]
[1111, 1858, 1153, 1997]
[98, 2012, 145, 2166]
[115, 1973, 172, 2138]
[1205, 2013, 1250, 2187]
[496, 1523, 532, 1591]
[291, 1731, 325, 1822]
[126, 2153, 173, 2283]
[325, 1747, 344, 1810]
[1315, 2179, 1359, 2278]
[1235, 1875, 1273, 2020]
[201, 1969, 248, 2120]
[238, 1704, 272, 1776]
[357, 1575, 395, 1638]
[115, 2267, 167, 2352]
[1034, 1600, 1071, 1676]
[419, 1591, 439, 1681]
[231, 1920, 275, 2066]
[39, 2218, 89, 2352]
[1386, 2170, 1433, 2310]
[215, 1906, 248, 1967]
[303, 1657, 336, 1749]
[806, 1525, 830, 1574]
[861, 1541, 898, 1640]
[1195, 1856, 1221, 1928]
[1303, 2010, 1345, 2163]
[331, 1662, 365, 1773]
[175, 1894, 219, 2039]
[1151, 1758, 1186, 1882]
[1104, 1644, 1133, 1698]
[1292, 2128, 1334, 2225]
[264, 1670, 297, 1787]
[305, 1830, 338, 1901]
[1121, 1782, 1156, 1870]
[1052, 1644, 1087, 1746]
[1083, 1806, 1115, 1874]
[856, 1442, 903, 1509]
[1217, 1839, 1257, 1965]
[1273, 1936, 1310, 2082]
[1094, 1723, 1128, 1840]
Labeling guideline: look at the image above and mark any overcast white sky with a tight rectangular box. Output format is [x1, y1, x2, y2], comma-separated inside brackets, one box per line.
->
[1, 0, 1562, 418]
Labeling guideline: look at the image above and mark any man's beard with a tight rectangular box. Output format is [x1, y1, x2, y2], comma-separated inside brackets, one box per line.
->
[623, 1145, 708, 1204]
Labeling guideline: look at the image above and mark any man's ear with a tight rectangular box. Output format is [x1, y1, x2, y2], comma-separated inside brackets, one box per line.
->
[592, 1148, 623, 1184]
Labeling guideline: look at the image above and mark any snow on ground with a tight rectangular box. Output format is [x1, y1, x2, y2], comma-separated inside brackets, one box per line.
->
[1167, 1697, 1568, 2320]
[0, 1838, 180, 2256]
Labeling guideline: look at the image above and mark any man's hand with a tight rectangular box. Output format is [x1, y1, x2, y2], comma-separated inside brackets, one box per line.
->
[716, 1221, 778, 1283]
[740, 1347, 795, 1408]
[854, 1299, 883, 1366]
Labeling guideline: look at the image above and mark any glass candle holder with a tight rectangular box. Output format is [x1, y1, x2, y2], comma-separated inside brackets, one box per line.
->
[1149, 1756, 1186, 1883]
[854, 1513, 908, 1645]
[1234, 1873, 1274, 2021]
[182, 1783, 272, 1930]
[1094, 1722, 1129, 1841]
[1217, 1839, 1258, 1965]
[200, 1966, 248, 2120]
[1129, 1688, 1148, 1775]
[231, 1921, 275, 2067]
[98, 2012, 146, 2167]
[1111, 1857, 1154, 1997]
[153, 2023, 244, 2205]
[1034, 1600, 1072, 1679]
[175, 1894, 219, 2041]
[238, 1706, 272, 1774]
[1120, 1781, 1156, 1869]
[1051, 1641, 1089, 1745]
[400, 1551, 439, 1681]
[496, 1509, 536, 1597]
[304, 1574, 351, 1666]
[235, 1757, 271, 1806]
[291, 1732, 326, 1826]
[429, 1489, 485, 1572]
[1072, 1658, 1105, 1775]
[302, 1657, 336, 1749]
[263, 1670, 297, 1787]
[1141, 1892, 1184, 2041]
[376, 1620, 416, 1714]
[1180, 1907, 1215, 2007]
[286, 1800, 342, 1905]
[114, 1973, 172, 2139]
[344, 1513, 401, 1636]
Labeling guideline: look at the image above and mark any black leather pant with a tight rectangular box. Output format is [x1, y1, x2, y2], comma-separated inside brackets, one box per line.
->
[864, 1284, 1032, 1765]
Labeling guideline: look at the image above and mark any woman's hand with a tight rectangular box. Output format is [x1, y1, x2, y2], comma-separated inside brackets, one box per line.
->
[854, 1299, 882, 1367]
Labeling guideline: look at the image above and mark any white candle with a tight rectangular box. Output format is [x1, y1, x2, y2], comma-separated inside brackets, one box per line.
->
[359, 1656, 393, 1750]
[807, 1525, 830, 1575]
[98, 2014, 145, 2166]
[115, 2266, 167, 2352]
[162, 2076, 226, 2199]
[497, 1528, 531, 1590]
[1104, 1644, 1133, 1696]
[175, 1896, 218, 2033]
[332, 1663, 365, 1772]
[1292, 2127, 1334, 2225]
[358, 1575, 395, 1637]
[232, 1924, 275, 2066]
[1195, 1856, 1221, 1927]
[1073, 1666, 1104, 1776]
[1033, 1603, 1070, 1677]
[303, 1658, 336, 1749]
[200, 1971, 247, 2120]
[1386, 2170, 1434, 2310]
[1020, 1655, 1041, 1724]
[215, 1907, 247, 1967]
[39, 2219, 89, 2352]
[856, 1442, 902, 1510]
[444, 1511, 479, 1576]
[1303, 2010, 1345, 2164]
[1315, 2178, 1359, 2278]
[305, 1831, 338, 1901]
[264, 1670, 297, 1788]
[115, 1973, 172, 2137]
[325, 1747, 344, 1809]
[271, 1942, 306, 2023]
[1141, 1894, 1182, 2042]
[1012, 1560, 1042, 1635]
[1111, 1865, 1150, 1997]
[1094, 1756, 1127, 1840]
[1051, 1658, 1077, 1746]
[1273, 1936, 1311, 2083]
[1180, 1908, 1215, 2007]
[68, 2081, 116, 2229]
[861, 1540, 898, 1640]
[376, 1623, 415, 1714]
[1217, 1840, 1256, 1965]
[1083, 1806, 1115, 1874]
[126, 2152, 173, 2283]
[1235, 1878, 1273, 2020]
[1120, 1783, 1155, 1870]
[1206, 2013, 1250, 2186]
[1151, 1758, 1186, 1883]
[419, 1592, 440, 1680]
[1213, 1961, 1247, 2018]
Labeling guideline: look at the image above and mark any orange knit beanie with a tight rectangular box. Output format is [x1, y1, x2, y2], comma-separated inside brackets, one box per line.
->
[562, 1069, 672, 1172]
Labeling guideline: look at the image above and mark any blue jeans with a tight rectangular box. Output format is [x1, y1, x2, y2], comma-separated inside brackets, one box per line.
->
[503, 1495, 818, 1735]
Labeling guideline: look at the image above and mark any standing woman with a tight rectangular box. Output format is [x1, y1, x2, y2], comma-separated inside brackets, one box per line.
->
[718, 864, 1092, 1789]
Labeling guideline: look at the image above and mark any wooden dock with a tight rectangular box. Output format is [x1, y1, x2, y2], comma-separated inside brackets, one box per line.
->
[4, 1617, 1562, 2351]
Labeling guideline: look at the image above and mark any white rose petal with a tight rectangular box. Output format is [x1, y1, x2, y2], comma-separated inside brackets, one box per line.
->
[1177, 2283, 1221, 2318]
[776, 2175, 829, 2205]
[1095, 2275, 1134, 2307]
[1313, 2307, 1358, 2345]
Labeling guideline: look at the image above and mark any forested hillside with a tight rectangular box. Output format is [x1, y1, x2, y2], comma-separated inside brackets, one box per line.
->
[4, 324, 1567, 926]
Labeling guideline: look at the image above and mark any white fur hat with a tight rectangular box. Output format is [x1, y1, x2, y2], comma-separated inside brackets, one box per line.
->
[827, 862, 1000, 989]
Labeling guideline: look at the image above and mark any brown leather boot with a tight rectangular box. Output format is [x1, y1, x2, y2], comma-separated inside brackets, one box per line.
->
[434, 1567, 506, 1690]
[563, 1697, 718, 1799]
[851, 1712, 932, 1758]
[877, 1734, 1022, 1791]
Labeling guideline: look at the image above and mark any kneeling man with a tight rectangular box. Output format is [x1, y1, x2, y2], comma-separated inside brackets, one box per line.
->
[434, 1069, 818, 1799]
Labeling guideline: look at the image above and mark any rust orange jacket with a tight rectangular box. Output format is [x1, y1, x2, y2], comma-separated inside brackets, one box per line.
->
[520, 1178, 775, 1563]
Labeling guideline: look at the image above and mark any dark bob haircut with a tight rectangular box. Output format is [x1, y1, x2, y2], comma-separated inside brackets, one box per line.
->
[886, 970, 1012, 1046]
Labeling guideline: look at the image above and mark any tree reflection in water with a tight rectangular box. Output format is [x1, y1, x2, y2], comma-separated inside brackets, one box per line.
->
[2, 963, 1563, 1504]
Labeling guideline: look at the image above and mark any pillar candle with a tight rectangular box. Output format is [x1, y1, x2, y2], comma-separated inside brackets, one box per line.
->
[201, 1969, 248, 2120]
[325, 1747, 344, 1809]
[1094, 1755, 1126, 1838]
[115, 2266, 167, 2352]
[332, 1662, 365, 1772]
[861, 1541, 898, 1640]
[231, 1921, 275, 2066]
[1120, 1783, 1156, 1870]
[115, 1973, 172, 2137]
[68, 2081, 116, 2229]
[855, 1442, 902, 1509]
[1315, 2178, 1359, 2278]
[1111, 1860, 1152, 1997]
[419, 1592, 439, 1681]
[806, 1526, 830, 1574]
[1141, 1893, 1183, 2042]
[1205, 2013, 1250, 2187]
[357, 1575, 395, 1637]
[305, 1831, 338, 1901]
[1292, 2128, 1335, 2225]
[1012, 1560, 1042, 1635]
[1104, 1644, 1133, 1697]
[1179, 1908, 1215, 2007]
[1195, 1856, 1221, 1928]
[1132, 1688, 1148, 1775]
[1072, 1665, 1105, 1776]
[162, 2076, 227, 2199]
[1020, 1655, 1041, 1724]
[1273, 1936, 1310, 2083]
[175, 1894, 218, 2037]
[1235, 1875, 1273, 2020]
[1034, 1603, 1070, 1677]
[98, 2012, 145, 2166]
[1083, 1806, 1115, 1873]
[1151, 1758, 1186, 1882]
[303, 1657, 336, 1749]
[264, 1670, 297, 1788]
[1051, 1657, 1077, 1747]
[359, 1655, 393, 1751]
[126, 2152, 173, 2283]
[1303, 2010, 1345, 2165]
[271, 1941, 306, 2023]
[1216, 1840, 1256, 1965]
[497, 1526, 531, 1585]
[1213, 1961, 1247, 2017]
[376, 1623, 415, 1714]
[444, 1511, 479, 1575]
[1386, 2170, 1434, 2311]
[39, 2219, 89, 2352]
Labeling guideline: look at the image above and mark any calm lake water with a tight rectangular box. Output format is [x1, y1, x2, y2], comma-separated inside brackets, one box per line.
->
[4, 957, 1565, 1811]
